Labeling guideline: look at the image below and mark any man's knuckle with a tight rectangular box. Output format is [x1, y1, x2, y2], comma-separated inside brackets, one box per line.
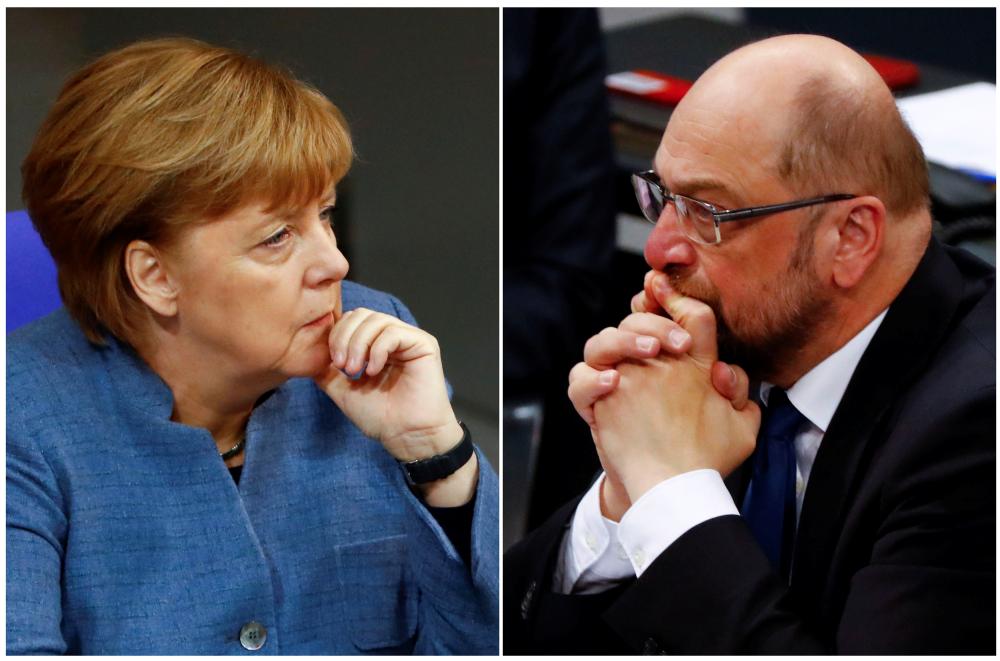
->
[595, 327, 617, 343]
[688, 302, 715, 322]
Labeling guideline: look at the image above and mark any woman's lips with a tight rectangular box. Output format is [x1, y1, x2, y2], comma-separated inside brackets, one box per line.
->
[304, 311, 334, 328]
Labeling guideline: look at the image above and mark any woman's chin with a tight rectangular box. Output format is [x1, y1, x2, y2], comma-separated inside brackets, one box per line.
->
[280, 342, 334, 380]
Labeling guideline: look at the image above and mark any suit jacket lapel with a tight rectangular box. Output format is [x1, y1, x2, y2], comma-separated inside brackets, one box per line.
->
[789, 238, 966, 615]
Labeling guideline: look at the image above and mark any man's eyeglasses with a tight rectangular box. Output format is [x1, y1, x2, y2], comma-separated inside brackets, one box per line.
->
[631, 170, 856, 245]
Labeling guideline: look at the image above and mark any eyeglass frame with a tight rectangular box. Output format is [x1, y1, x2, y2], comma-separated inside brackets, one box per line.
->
[632, 169, 856, 245]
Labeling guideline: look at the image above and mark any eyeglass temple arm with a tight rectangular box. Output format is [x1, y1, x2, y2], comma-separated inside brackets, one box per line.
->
[715, 194, 856, 223]
[715, 193, 856, 223]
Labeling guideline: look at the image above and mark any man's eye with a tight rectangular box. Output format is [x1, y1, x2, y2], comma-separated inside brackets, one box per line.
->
[263, 227, 292, 247]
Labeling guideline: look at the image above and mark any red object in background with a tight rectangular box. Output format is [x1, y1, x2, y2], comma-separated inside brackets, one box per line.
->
[862, 53, 921, 89]
[607, 53, 920, 108]
[605, 69, 693, 106]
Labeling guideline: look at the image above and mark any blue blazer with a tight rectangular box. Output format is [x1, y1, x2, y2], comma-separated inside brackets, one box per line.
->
[7, 281, 499, 654]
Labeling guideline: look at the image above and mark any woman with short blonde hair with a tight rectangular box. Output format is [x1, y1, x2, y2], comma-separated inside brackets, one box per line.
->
[9, 37, 498, 655]
[22, 37, 353, 346]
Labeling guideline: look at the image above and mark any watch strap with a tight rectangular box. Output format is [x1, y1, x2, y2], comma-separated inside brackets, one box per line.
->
[401, 421, 473, 485]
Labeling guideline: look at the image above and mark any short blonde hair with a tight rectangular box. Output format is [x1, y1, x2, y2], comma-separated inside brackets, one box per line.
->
[22, 37, 353, 345]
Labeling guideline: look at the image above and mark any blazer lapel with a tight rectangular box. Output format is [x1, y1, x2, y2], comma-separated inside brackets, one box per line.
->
[789, 239, 966, 614]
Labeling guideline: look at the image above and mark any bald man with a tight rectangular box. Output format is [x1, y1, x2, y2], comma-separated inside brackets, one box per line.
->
[504, 35, 994, 653]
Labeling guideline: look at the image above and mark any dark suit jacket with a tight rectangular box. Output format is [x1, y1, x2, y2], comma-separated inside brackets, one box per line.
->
[504, 238, 995, 654]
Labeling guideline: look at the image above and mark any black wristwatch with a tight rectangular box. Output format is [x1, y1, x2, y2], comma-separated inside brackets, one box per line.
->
[400, 421, 473, 485]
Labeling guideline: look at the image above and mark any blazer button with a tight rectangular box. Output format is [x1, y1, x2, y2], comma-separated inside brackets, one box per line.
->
[239, 621, 267, 651]
[520, 580, 537, 620]
[642, 636, 662, 655]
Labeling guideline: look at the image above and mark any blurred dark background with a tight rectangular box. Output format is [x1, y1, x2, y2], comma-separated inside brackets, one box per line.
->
[746, 8, 995, 82]
[6, 8, 499, 466]
[599, 7, 995, 82]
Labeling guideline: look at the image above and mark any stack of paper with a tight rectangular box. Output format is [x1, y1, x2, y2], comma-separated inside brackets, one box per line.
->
[896, 82, 996, 180]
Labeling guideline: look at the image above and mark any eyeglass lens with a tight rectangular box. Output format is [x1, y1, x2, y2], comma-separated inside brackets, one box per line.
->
[632, 175, 719, 244]
[674, 196, 718, 244]
[632, 176, 663, 223]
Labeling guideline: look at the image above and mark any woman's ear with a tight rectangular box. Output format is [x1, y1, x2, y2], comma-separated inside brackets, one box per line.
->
[830, 196, 886, 289]
[125, 240, 179, 317]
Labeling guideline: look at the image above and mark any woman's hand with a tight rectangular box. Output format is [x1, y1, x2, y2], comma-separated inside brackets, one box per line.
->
[313, 308, 476, 506]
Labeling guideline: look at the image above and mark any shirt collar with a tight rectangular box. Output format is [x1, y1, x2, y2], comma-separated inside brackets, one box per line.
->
[761, 309, 888, 433]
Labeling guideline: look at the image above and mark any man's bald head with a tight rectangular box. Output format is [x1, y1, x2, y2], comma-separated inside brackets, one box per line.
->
[670, 35, 929, 219]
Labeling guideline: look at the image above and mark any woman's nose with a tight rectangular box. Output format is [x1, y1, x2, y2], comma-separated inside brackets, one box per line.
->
[305, 229, 349, 288]
[643, 204, 697, 271]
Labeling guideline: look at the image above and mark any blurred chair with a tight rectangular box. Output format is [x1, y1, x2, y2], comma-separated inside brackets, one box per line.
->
[7, 210, 61, 333]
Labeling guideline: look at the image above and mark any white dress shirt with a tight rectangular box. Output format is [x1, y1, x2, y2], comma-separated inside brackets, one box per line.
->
[556, 310, 888, 594]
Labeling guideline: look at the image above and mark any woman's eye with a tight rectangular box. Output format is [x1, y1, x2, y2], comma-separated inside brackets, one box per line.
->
[262, 227, 292, 247]
[320, 205, 337, 227]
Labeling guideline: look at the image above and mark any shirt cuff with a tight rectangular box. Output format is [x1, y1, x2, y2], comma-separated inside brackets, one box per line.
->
[557, 473, 635, 594]
[618, 468, 738, 576]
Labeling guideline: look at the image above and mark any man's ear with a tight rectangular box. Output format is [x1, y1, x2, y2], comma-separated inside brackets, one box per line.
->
[830, 196, 885, 289]
[125, 240, 179, 317]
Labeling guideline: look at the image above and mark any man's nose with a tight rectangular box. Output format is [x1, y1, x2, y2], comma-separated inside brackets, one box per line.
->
[305, 229, 350, 288]
[643, 204, 697, 271]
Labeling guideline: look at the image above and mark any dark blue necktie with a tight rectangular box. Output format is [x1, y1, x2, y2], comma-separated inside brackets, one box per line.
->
[740, 389, 807, 579]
